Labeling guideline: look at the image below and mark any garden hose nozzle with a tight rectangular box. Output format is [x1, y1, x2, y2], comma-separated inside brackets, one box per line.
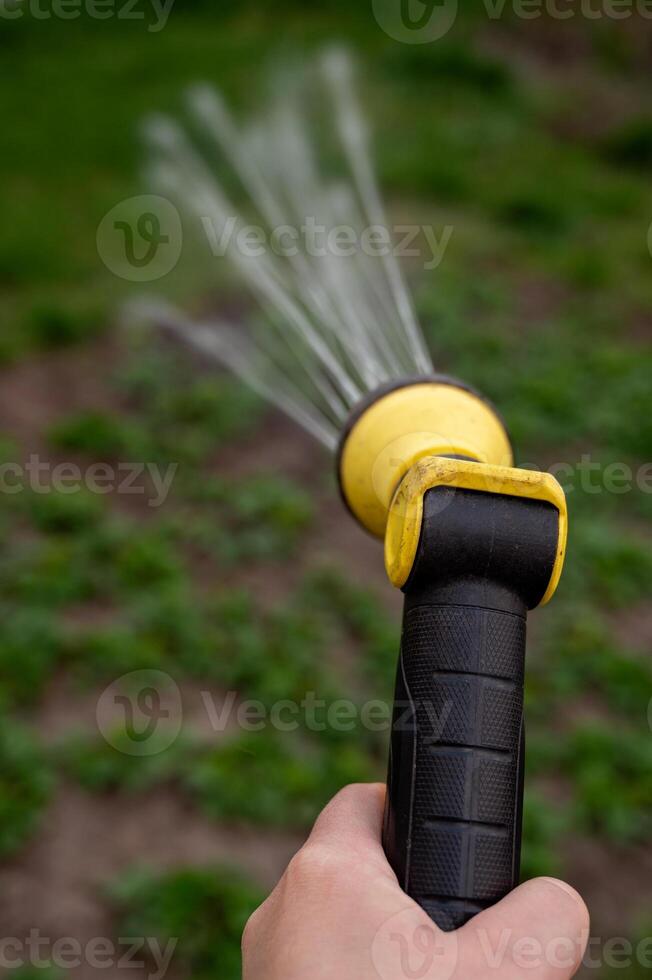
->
[337, 377, 567, 931]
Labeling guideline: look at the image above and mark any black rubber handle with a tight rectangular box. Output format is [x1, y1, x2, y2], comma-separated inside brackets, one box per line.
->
[382, 485, 559, 931]
[383, 596, 526, 931]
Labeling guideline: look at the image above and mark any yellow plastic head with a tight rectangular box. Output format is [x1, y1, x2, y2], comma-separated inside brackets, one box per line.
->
[337, 378, 513, 538]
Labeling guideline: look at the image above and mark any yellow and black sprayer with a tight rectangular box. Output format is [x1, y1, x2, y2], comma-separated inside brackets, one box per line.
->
[139, 49, 567, 931]
[337, 376, 566, 929]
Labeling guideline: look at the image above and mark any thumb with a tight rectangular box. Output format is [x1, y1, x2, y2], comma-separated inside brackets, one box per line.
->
[456, 877, 590, 979]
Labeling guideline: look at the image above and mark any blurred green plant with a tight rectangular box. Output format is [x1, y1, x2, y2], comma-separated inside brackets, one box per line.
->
[110, 866, 262, 980]
[520, 791, 570, 881]
[180, 474, 313, 564]
[0, 607, 64, 707]
[0, 721, 53, 857]
[117, 354, 262, 464]
[186, 731, 376, 829]
[49, 411, 144, 459]
[385, 42, 513, 94]
[567, 518, 652, 608]
[531, 606, 652, 719]
[26, 489, 104, 535]
[57, 732, 189, 793]
[563, 725, 651, 843]
[302, 568, 398, 691]
[602, 117, 652, 170]
[26, 304, 102, 349]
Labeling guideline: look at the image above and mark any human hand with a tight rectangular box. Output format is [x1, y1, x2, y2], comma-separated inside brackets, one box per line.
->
[242, 783, 589, 979]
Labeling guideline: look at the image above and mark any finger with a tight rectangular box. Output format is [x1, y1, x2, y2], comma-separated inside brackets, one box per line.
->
[456, 877, 590, 979]
[306, 782, 390, 869]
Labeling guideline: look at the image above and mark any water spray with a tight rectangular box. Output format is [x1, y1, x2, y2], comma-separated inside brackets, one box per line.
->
[137, 49, 567, 931]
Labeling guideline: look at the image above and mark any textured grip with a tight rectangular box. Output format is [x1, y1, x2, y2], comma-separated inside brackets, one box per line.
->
[383, 598, 526, 931]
